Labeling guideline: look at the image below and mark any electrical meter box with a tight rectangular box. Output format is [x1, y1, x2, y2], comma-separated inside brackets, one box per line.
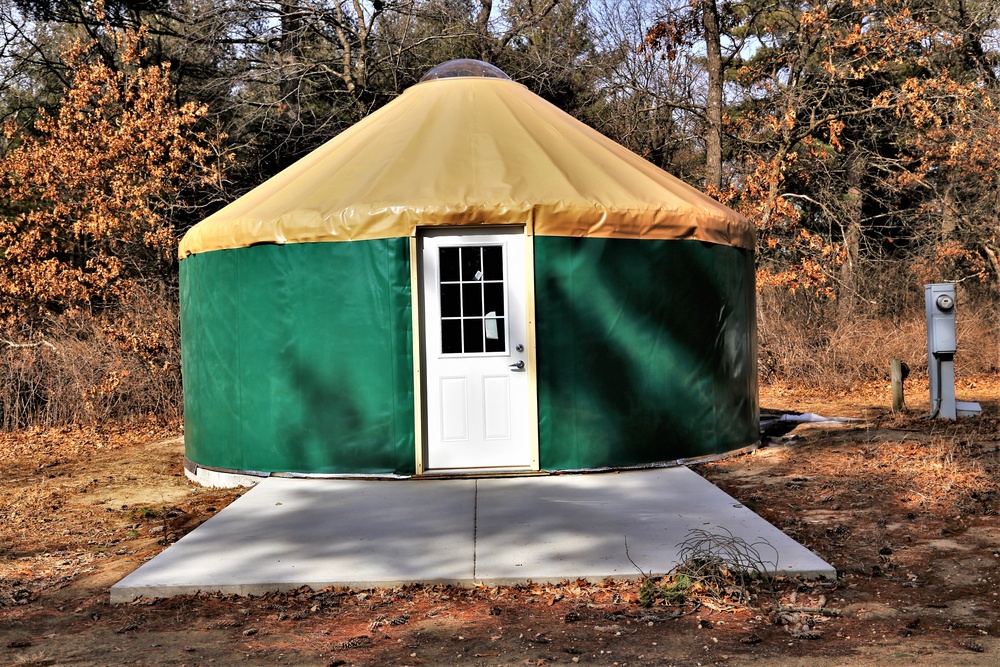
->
[925, 283, 957, 356]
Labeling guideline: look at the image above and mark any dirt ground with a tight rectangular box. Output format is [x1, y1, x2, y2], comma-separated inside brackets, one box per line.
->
[2, 376, 1000, 666]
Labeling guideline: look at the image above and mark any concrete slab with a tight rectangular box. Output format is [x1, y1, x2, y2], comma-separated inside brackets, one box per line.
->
[112, 468, 835, 603]
[111, 478, 478, 602]
[475, 468, 835, 582]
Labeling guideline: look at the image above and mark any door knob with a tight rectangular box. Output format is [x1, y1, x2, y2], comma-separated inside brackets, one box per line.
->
[509, 360, 525, 370]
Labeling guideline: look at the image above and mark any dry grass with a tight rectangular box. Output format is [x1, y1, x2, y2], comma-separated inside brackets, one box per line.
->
[851, 438, 997, 511]
[0, 292, 181, 430]
[757, 285, 1000, 388]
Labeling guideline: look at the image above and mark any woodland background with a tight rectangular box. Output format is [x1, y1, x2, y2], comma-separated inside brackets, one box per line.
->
[0, 0, 998, 428]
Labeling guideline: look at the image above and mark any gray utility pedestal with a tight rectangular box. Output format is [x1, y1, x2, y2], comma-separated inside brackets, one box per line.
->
[926, 283, 957, 419]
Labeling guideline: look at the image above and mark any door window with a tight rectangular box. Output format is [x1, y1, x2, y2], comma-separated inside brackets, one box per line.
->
[439, 245, 507, 355]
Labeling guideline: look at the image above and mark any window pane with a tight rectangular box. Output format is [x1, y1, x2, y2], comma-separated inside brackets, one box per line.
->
[463, 319, 484, 353]
[482, 245, 503, 280]
[461, 247, 483, 281]
[442, 319, 462, 354]
[483, 282, 505, 316]
[485, 317, 506, 352]
[462, 283, 483, 317]
[441, 283, 461, 317]
[440, 247, 460, 282]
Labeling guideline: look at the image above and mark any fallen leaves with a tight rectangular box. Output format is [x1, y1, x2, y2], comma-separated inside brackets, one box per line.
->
[368, 614, 410, 631]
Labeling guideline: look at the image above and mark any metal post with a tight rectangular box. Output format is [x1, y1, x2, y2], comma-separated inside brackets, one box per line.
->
[891, 359, 905, 412]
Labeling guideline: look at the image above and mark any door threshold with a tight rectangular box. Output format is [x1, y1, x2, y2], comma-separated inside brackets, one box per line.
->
[417, 469, 549, 480]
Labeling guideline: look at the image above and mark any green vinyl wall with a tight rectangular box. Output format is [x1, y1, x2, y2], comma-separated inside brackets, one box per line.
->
[180, 236, 757, 476]
[180, 239, 416, 475]
[533, 237, 758, 468]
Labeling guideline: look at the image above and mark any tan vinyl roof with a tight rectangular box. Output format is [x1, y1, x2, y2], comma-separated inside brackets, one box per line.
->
[179, 74, 752, 258]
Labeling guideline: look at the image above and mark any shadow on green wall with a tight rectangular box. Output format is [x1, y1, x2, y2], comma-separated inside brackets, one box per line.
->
[534, 237, 757, 469]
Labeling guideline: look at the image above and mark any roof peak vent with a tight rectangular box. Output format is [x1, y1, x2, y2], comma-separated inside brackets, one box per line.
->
[420, 59, 511, 82]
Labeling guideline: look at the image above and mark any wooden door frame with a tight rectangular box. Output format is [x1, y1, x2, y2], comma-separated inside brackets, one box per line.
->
[411, 224, 540, 475]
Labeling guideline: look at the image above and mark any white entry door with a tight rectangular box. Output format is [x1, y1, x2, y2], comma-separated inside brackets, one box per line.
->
[420, 227, 533, 472]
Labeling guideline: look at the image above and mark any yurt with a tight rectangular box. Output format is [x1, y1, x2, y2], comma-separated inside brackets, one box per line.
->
[179, 60, 758, 485]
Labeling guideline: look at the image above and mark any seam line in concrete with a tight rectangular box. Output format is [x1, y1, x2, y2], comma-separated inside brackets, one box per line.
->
[473, 479, 479, 579]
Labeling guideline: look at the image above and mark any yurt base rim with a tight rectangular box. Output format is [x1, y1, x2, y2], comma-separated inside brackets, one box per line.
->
[184, 444, 761, 488]
[183, 459, 412, 488]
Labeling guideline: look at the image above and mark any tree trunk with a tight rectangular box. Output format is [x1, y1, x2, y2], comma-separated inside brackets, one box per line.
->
[278, 0, 302, 122]
[838, 209, 860, 321]
[701, 0, 723, 191]
[837, 159, 864, 321]
[476, 0, 493, 37]
[983, 243, 1000, 296]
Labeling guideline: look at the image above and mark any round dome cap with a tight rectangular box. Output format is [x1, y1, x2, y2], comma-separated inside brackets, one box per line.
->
[420, 59, 511, 82]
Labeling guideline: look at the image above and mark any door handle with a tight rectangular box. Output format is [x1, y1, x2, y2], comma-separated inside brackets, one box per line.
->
[509, 360, 525, 370]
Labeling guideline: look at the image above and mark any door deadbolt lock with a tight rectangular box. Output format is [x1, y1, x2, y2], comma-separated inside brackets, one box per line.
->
[515, 344, 524, 352]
